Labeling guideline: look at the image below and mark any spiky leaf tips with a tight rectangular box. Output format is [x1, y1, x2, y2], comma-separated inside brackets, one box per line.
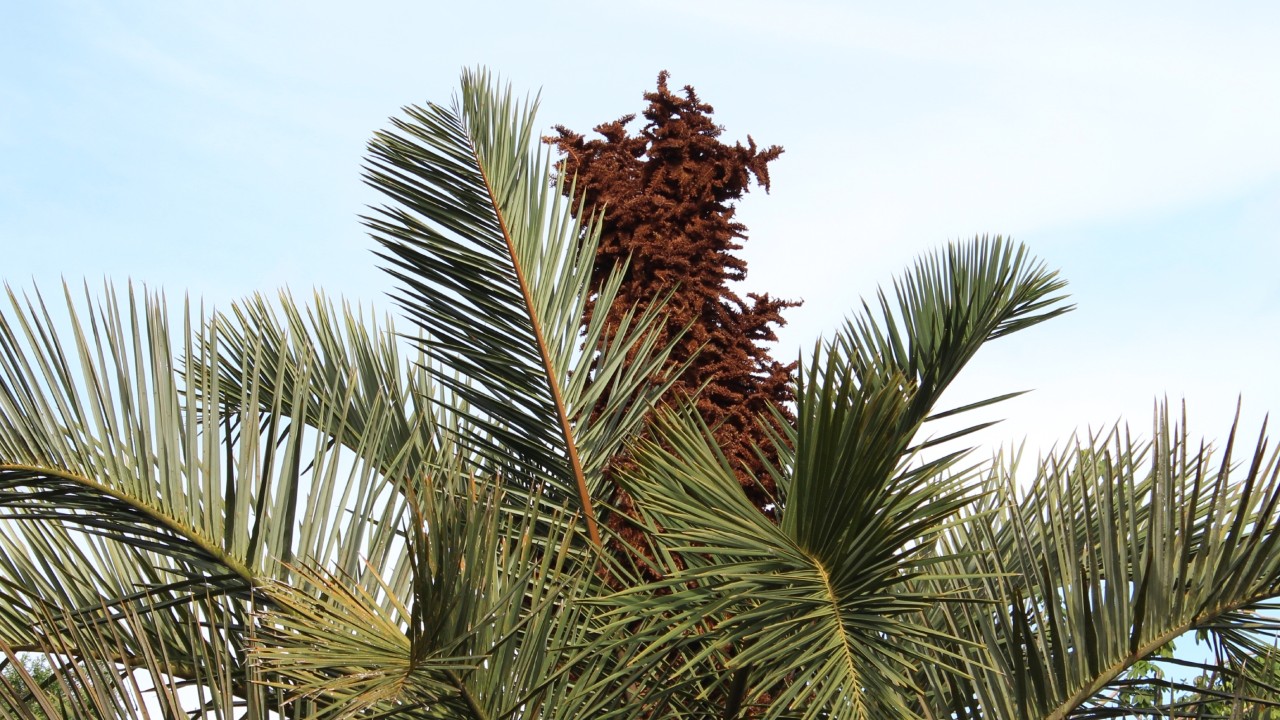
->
[549, 72, 799, 520]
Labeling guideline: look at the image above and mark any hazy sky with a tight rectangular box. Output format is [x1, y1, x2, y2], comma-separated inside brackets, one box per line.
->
[3, 0, 1278, 459]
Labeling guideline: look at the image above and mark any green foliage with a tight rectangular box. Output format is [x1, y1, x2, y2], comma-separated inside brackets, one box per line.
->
[1, 655, 65, 720]
[0, 68, 1278, 718]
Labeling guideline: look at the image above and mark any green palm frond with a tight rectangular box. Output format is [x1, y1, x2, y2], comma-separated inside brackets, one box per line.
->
[0, 284, 434, 713]
[0, 592, 310, 718]
[836, 236, 1071, 455]
[252, 458, 643, 719]
[205, 291, 444, 479]
[915, 406, 1280, 719]
[602, 237, 1071, 720]
[363, 68, 676, 545]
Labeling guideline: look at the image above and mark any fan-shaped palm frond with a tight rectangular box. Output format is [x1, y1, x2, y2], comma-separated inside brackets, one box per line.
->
[600, 237, 1071, 719]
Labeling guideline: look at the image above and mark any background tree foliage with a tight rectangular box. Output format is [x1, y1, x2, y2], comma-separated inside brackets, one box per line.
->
[0, 656, 67, 719]
[2, 69, 1280, 719]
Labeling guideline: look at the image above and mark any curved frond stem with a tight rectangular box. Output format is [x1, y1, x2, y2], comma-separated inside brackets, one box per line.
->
[471, 143, 598, 547]
[0, 463, 256, 585]
[1045, 598, 1272, 720]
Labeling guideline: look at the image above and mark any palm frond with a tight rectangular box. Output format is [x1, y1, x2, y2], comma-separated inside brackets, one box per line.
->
[252, 455, 648, 719]
[0, 592, 312, 718]
[598, 237, 1070, 720]
[363, 68, 677, 545]
[204, 291, 444, 479]
[0, 283, 436, 713]
[916, 405, 1280, 719]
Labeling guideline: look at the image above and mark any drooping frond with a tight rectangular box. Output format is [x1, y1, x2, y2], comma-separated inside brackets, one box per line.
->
[0, 284, 431, 714]
[0, 593, 318, 718]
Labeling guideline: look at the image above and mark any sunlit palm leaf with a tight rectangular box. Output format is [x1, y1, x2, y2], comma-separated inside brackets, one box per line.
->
[915, 406, 1280, 719]
[253, 459, 649, 719]
[602, 237, 1071, 719]
[363, 68, 676, 545]
[0, 284, 434, 714]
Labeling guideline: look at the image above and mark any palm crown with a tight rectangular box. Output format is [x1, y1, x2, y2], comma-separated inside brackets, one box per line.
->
[2, 69, 1279, 719]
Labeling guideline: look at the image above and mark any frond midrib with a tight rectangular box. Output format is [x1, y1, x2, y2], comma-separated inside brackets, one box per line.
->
[0, 462, 257, 587]
[467, 137, 600, 547]
[1043, 591, 1280, 720]
[811, 552, 868, 717]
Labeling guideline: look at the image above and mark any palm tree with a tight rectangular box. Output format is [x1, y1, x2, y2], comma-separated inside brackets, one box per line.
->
[2, 68, 1279, 719]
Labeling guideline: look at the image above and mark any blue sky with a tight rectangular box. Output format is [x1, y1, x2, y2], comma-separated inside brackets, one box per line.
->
[3, 0, 1278, 458]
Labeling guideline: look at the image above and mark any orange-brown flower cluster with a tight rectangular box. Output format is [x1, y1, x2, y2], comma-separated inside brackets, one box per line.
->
[549, 72, 799, 518]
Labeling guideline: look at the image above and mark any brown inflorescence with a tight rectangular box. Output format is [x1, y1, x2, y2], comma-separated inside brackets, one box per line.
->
[549, 72, 799, 552]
